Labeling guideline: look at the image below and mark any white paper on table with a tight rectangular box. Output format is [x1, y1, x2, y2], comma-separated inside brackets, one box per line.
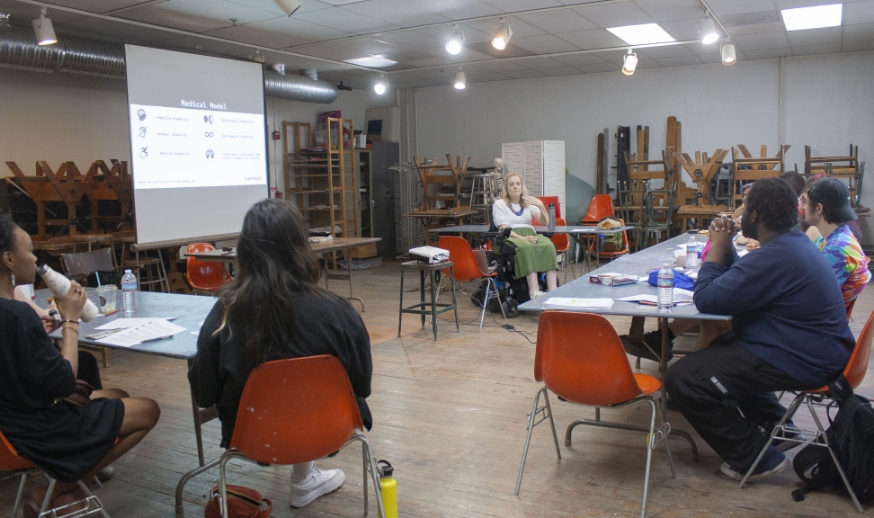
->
[542, 297, 614, 310]
[618, 288, 694, 306]
[96, 317, 178, 330]
[95, 320, 187, 347]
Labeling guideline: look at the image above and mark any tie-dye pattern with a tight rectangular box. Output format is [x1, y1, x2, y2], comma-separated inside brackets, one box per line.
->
[815, 224, 870, 307]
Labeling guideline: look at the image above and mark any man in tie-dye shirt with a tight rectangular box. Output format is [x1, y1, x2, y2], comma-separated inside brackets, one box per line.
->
[802, 177, 870, 309]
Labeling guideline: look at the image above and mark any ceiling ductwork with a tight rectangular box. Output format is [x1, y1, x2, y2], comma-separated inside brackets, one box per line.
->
[0, 25, 338, 103]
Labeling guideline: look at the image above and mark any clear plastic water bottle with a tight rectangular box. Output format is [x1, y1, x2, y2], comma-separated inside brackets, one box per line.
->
[657, 262, 674, 313]
[121, 269, 138, 315]
[547, 203, 556, 231]
[686, 236, 699, 271]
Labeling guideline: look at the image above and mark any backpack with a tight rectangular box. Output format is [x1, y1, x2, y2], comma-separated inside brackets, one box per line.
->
[791, 375, 874, 504]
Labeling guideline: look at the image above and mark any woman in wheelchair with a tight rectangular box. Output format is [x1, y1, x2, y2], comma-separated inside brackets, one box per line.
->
[493, 173, 559, 298]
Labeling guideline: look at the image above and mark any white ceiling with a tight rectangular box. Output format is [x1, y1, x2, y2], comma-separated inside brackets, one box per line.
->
[1, 0, 873, 90]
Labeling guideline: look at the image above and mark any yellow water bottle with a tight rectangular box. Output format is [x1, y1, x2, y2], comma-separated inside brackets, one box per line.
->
[377, 460, 397, 518]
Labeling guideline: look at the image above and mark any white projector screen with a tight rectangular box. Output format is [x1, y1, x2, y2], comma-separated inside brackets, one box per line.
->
[124, 45, 268, 248]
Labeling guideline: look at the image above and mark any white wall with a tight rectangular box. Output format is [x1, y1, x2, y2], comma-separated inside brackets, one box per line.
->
[414, 51, 874, 245]
[0, 67, 394, 194]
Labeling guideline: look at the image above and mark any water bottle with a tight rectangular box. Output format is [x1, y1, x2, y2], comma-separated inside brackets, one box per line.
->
[657, 262, 674, 313]
[36, 264, 99, 322]
[686, 236, 699, 271]
[547, 203, 556, 231]
[377, 460, 397, 518]
[121, 269, 138, 315]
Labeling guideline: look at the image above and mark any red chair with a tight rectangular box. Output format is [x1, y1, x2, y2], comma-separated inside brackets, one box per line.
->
[515, 312, 674, 518]
[740, 310, 874, 513]
[217, 356, 385, 518]
[186, 243, 231, 294]
[549, 217, 573, 282]
[535, 196, 561, 218]
[438, 236, 506, 326]
[580, 194, 615, 224]
[0, 431, 110, 517]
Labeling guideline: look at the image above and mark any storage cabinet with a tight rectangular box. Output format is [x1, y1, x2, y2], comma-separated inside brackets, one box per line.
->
[358, 142, 399, 256]
[501, 140, 566, 216]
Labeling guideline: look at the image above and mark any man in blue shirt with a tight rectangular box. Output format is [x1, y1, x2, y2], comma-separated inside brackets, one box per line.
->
[665, 177, 854, 481]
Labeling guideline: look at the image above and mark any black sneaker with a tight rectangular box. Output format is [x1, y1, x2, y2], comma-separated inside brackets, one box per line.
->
[623, 330, 674, 362]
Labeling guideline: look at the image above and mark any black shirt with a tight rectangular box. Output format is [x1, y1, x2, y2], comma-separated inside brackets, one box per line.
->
[188, 290, 373, 448]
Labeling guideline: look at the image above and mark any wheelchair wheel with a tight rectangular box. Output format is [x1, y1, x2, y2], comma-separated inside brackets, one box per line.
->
[502, 298, 519, 318]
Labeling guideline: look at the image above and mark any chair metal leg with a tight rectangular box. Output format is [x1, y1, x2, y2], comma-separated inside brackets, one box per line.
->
[491, 277, 506, 320]
[740, 392, 806, 488]
[805, 397, 864, 513]
[397, 268, 404, 337]
[515, 386, 559, 496]
[11, 471, 28, 518]
[449, 271, 459, 333]
[479, 278, 491, 328]
[350, 434, 386, 518]
[640, 399, 660, 518]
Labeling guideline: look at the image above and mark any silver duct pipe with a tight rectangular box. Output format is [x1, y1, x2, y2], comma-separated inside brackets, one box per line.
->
[0, 25, 338, 103]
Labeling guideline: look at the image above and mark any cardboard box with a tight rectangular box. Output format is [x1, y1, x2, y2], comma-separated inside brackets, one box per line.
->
[349, 242, 378, 259]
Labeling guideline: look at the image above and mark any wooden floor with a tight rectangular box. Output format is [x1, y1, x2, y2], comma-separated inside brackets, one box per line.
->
[1, 256, 872, 517]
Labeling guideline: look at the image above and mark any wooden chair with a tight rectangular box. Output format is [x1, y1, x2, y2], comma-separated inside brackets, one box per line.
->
[740, 310, 874, 513]
[638, 189, 676, 250]
[0, 431, 111, 518]
[515, 312, 675, 518]
[216, 356, 385, 518]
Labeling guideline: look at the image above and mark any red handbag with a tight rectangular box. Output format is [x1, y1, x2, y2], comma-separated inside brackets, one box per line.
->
[204, 485, 272, 518]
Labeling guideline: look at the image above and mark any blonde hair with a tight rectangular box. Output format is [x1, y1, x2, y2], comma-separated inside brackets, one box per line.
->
[500, 172, 530, 208]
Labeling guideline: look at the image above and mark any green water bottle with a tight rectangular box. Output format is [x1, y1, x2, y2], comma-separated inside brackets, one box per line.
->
[377, 460, 397, 518]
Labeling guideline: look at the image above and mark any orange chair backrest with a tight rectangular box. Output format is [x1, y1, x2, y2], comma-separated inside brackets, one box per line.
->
[186, 243, 224, 290]
[0, 431, 33, 471]
[581, 194, 615, 224]
[534, 311, 643, 406]
[535, 196, 561, 218]
[228, 356, 363, 465]
[551, 217, 569, 252]
[843, 310, 874, 389]
[438, 236, 487, 282]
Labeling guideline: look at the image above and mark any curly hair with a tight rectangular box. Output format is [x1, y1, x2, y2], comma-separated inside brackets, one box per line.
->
[0, 213, 18, 254]
[745, 177, 799, 233]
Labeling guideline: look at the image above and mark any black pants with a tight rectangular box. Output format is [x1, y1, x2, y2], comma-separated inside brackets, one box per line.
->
[664, 336, 808, 469]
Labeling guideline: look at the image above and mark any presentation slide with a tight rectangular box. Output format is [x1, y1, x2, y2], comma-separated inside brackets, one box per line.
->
[125, 45, 268, 247]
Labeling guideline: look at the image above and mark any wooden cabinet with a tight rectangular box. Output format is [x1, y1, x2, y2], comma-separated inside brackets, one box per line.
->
[283, 119, 358, 240]
[501, 140, 566, 217]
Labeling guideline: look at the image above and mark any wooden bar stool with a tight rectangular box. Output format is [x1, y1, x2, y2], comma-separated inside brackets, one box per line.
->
[398, 260, 458, 341]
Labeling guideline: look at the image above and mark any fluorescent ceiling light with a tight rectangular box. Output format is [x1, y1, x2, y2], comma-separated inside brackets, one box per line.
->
[345, 55, 398, 68]
[781, 3, 843, 31]
[607, 23, 674, 46]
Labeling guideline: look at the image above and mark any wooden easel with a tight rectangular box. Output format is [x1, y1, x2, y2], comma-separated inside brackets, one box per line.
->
[6, 161, 94, 239]
[673, 149, 729, 205]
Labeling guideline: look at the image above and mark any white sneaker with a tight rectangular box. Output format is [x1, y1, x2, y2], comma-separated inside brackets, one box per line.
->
[531, 290, 546, 299]
[289, 467, 345, 508]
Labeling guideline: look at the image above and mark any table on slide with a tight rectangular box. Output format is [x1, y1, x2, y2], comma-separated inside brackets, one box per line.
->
[519, 233, 732, 458]
[42, 289, 218, 467]
[188, 236, 381, 311]
[428, 224, 633, 267]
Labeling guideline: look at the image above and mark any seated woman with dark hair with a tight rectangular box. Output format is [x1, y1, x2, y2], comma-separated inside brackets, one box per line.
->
[0, 213, 160, 514]
[188, 199, 373, 509]
[492, 172, 559, 298]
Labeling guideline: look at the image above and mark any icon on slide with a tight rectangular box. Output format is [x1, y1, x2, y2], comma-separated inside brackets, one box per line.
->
[204, 132, 213, 138]
[138, 127, 147, 138]
[137, 109, 146, 121]
[206, 149, 214, 159]
[204, 115, 213, 125]
[139, 147, 148, 159]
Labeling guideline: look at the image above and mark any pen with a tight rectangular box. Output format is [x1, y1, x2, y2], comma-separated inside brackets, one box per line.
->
[103, 309, 122, 317]
[140, 335, 174, 343]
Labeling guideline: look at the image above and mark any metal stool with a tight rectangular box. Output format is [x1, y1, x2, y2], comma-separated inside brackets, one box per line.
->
[123, 248, 170, 293]
[398, 260, 459, 341]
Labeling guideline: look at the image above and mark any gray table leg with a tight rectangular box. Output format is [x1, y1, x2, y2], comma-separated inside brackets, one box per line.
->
[430, 270, 438, 341]
[397, 268, 405, 337]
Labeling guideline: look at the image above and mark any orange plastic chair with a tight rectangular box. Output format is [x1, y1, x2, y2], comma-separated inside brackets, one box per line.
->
[535, 196, 561, 218]
[438, 236, 506, 326]
[217, 356, 385, 518]
[515, 312, 675, 518]
[549, 217, 573, 282]
[186, 243, 231, 293]
[0, 431, 110, 517]
[740, 310, 874, 512]
[586, 217, 630, 265]
[580, 194, 615, 224]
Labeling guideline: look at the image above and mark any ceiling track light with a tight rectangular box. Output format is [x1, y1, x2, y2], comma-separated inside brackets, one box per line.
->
[699, 12, 719, 45]
[32, 6, 57, 46]
[0, 13, 11, 30]
[492, 17, 512, 50]
[445, 24, 464, 55]
[621, 49, 638, 76]
[273, 0, 302, 17]
[721, 40, 736, 66]
[453, 67, 466, 90]
[374, 74, 388, 95]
